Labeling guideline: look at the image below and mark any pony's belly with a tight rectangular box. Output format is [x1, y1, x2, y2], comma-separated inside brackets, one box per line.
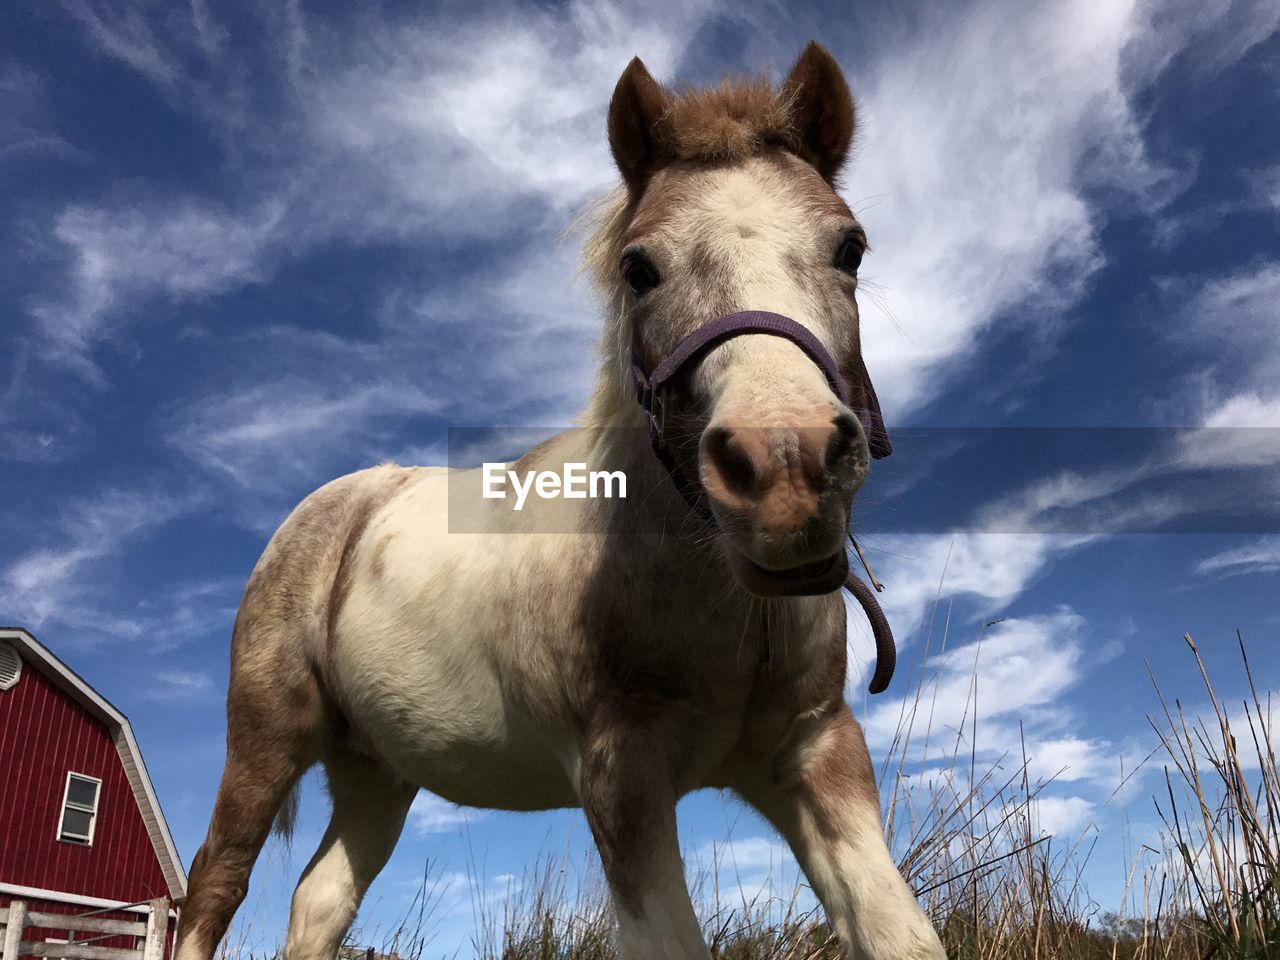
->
[328, 466, 594, 811]
[334, 622, 580, 811]
[375, 722, 579, 812]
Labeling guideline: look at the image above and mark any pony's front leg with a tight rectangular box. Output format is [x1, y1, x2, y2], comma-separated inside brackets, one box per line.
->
[577, 724, 710, 960]
[737, 705, 946, 960]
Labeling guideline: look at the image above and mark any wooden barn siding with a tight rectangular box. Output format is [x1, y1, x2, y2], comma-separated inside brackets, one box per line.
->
[0, 895, 175, 956]
[0, 665, 172, 906]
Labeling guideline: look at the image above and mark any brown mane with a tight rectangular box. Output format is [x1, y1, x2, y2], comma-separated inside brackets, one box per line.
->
[656, 75, 800, 165]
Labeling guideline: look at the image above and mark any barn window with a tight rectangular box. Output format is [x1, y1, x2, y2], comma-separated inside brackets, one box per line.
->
[0, 642, 20, 690]
[57, 772, 102, 845]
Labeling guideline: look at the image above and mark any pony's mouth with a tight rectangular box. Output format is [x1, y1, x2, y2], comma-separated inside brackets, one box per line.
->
[726, 547, 848, 597]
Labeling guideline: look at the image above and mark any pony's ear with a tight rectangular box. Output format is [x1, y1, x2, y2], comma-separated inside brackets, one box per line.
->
[781, 42, 855, 183]
[608, 57, 670, 195]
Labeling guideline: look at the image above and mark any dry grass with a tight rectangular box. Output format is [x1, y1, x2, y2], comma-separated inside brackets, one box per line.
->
[275, 628, 1276, 960]
[1147, 633, 1278, 959]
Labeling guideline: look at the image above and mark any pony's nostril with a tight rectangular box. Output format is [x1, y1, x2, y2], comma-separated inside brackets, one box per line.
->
[825, 412, 861, 469]
[703, 425, 759, 496]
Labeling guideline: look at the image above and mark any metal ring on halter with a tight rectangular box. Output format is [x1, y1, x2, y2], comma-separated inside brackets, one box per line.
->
[652, 389, 667, 449]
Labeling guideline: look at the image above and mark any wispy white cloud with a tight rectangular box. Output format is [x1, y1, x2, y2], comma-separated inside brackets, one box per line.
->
[33, 0, 702, 379]
[0, 485, 211, 643]
[0, 63, 81, 164]
[972, 465, 1166, 534]
[844, 530, 1107, 765]
[846, 0, 1189, 417]
[24, 0, 1229, 460]
[849, 534, 1082, 655]
[304, 4, 691, 218]
[1123, 0, 1280, 83]
[1186, 262, 1280, 365]
[30, 199, 286, 377]
[0, 346, 91, 464]
[167, 377, 441, 490]
[1166, 261, 1280, 428]
[63, 0, 186, 89]
[408, 790, 478, 836]
[861, 609, 1090, 752]
[16, 2, 715, 505]
[846, 424, 1278, 591]
[1247, 164, 1280, 212]
[1202, 395, 1280, 430]
[959, 434, 1279, 536]
[4, 487, 193, 610]
[1196, 536, 1280, 578]
[1027, 794, 1096, 837]
[1026, 736, 1113, 784]
[692, 835, 791, 873]
[146, 668, 216, 700]
[1152, 162, 1280, 248]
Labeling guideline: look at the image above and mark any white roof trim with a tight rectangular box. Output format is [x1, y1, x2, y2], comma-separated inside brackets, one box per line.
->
[0, 628, 188, 899]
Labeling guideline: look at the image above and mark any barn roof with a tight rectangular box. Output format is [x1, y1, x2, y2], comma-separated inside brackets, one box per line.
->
[0, 627, 188, 901]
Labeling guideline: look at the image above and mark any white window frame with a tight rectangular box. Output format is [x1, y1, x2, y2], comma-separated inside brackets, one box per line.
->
[56, 771, 102, 846]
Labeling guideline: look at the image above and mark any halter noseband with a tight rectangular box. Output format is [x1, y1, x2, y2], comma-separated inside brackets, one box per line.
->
[629, 309, 898, 694]
[631, 310, 892, 461]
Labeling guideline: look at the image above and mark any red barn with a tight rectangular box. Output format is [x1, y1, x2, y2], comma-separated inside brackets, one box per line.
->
[0, 627, 186, 960]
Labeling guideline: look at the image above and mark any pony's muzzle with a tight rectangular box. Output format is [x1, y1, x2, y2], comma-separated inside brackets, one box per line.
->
[699, 407, 868, 595]
[700, 412, 863, 527]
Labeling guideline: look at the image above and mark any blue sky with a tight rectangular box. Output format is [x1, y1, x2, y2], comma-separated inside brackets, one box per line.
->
[2, 0, 1279, 954]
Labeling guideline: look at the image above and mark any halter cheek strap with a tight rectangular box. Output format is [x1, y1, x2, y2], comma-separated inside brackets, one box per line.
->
[630, 309, 898, 695]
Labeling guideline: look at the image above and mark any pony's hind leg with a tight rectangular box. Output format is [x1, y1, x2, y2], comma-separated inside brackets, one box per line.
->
[283, 747, 417, 960]
[175, 660, 326, 960]
[177, 467, 412, 960]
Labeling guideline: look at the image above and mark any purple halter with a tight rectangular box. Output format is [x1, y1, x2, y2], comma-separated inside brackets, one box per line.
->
[630, 309, 898, 694]
[631, 310, 892, 463]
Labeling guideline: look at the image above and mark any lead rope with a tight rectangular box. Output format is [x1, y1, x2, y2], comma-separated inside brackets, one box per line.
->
[846, 533, 896, 694]
[666, 474, 898, 694]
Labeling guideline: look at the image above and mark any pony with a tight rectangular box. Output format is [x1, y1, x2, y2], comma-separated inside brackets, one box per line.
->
[174, 42, 947, 960]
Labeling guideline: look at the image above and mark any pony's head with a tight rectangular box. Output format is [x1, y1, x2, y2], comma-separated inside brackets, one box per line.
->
[587, 43, 883, 598]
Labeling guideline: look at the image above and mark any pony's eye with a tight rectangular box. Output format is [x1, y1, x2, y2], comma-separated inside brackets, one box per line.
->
[834, 233, 865, 275]
[621, 254, 661, 297]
